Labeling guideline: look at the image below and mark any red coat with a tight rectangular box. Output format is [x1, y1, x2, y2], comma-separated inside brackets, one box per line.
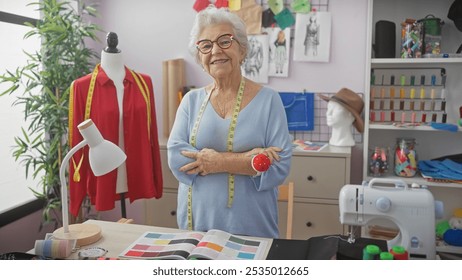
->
[68, 64, 162, 216]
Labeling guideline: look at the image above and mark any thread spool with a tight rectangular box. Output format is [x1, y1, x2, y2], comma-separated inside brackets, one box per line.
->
[363, 244, 381, 260]
[380, 252, 394, 260]
[390, 245, 409, 260]
[34, 239, 73, 259]
[421, 113, 427, 123]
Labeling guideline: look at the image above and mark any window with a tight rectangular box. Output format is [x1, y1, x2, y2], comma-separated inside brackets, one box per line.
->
[0, 1, 41, 224]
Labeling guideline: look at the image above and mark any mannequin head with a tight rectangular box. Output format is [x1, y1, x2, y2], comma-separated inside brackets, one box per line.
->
[104, 32, 121, 53]
[320, 88, 364, 147]
[319, 88, 364, 133]
[326, 101, 354, 128]
[326, 101, 355, 146]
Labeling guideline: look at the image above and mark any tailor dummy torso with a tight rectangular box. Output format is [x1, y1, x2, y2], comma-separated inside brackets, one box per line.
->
[101, 32, 128, 195]
[326, 101, 355, 147]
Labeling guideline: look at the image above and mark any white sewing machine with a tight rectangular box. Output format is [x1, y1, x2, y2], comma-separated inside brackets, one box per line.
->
[339, 178, 436, 259]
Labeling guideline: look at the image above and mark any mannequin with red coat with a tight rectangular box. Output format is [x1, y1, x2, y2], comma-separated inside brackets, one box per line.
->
[68, 32, 162, 219]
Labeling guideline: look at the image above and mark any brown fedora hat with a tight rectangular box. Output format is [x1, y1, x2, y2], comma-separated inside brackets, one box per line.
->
[319, 88, 365, 133]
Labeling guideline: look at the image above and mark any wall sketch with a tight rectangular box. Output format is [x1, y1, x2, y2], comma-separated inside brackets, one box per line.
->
[264, 27, 291, 77]
[242, 34, 269, 84]
[293, 12, 332, 62]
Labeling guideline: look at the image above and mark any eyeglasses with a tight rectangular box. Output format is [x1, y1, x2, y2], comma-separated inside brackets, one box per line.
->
[196, 34, 238, 54]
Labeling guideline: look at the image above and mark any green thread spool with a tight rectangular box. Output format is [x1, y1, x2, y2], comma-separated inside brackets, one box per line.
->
[380, 252, 394, 260]
[363, 244, 381, 260]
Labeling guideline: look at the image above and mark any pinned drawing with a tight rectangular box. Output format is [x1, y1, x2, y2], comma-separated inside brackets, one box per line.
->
[294, 12, 332, 62]
[264, 27, 290, 77]
[242, 34, 269, 84]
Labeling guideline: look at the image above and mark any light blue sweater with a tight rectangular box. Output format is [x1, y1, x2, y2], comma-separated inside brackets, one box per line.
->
[167, 86, 292, 238]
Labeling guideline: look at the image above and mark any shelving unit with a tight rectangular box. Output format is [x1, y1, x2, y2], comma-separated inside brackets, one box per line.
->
[364, 0, 462, 216]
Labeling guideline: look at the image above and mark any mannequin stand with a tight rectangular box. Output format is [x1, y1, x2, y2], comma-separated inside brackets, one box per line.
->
[120, 192, 127, 218]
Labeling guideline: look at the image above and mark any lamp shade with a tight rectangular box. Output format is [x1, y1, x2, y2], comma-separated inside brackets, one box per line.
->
[54, 119, 126, 246]
[78, 119, 127, 176]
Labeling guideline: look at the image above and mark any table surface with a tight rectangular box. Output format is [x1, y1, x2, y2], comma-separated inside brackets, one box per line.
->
[65, 220, 273, 260]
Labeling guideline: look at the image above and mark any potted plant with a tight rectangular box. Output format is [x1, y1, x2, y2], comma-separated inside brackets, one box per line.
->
[0, 0, 101, 226]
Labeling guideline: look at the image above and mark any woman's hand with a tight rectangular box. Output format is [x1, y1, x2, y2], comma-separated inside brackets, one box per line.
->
[179, 148, 223, 176]
[245, 146, 282, 163]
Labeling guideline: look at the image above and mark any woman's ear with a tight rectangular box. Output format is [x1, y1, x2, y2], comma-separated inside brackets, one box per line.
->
[240, 48, 247, 62]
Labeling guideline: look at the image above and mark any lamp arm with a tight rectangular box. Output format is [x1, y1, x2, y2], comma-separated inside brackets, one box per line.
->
[60, 139, 88, 233]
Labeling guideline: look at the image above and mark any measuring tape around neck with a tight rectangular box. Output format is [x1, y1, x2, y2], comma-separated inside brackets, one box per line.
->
[187, 77, 246, 230]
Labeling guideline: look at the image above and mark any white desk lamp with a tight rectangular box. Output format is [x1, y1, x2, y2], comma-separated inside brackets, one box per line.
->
[53, 119, 126, 246]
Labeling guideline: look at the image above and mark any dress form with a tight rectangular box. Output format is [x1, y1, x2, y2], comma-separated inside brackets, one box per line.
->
[326, 101, 355, 147]
[100, 32, 128, 214]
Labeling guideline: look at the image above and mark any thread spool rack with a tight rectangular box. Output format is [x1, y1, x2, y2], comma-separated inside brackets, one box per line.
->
[369, 67, 447, 125]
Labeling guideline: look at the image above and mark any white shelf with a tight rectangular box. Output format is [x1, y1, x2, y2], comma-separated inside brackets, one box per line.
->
[436, 244, 462, 255]
[369, 123, 462, 132]
[365, 175, 462, 189]
[372, 58, 462, 65]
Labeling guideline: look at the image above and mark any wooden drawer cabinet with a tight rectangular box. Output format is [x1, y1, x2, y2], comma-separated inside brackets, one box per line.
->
[145, 190, 178, 228]
[144, 145, 178, 228]
[292, 202, 343, 240]
[283, 146, 351, 239]
[289, 156, 347, 200]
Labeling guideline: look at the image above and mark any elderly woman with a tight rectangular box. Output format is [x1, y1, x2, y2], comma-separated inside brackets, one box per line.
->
[167, 6, 292, 238]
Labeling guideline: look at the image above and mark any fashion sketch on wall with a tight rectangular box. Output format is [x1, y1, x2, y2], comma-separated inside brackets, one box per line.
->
[242, 34, 269, 84]
[263, 27, 290, 77]
[293, 12, 332, 62]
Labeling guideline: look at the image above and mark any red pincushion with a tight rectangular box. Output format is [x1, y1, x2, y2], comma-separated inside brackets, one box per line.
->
[252, 153, 271, 172]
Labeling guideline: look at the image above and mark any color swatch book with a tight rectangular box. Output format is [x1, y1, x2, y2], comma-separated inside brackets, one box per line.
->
[293, 139, 328, 152]
[119, 229, 270, 260]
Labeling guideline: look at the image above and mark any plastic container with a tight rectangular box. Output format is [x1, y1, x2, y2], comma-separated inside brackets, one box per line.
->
[401, 19, 422, 58]
[394, 138, 418, 177]
[418, 15, 444, 55]
[369, 147, 389, 177]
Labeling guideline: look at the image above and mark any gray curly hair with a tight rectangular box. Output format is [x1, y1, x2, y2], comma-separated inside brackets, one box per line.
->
[188, 6, 249, 63]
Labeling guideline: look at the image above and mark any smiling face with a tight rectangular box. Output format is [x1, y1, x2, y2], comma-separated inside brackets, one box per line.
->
[197, 23, 246, 80]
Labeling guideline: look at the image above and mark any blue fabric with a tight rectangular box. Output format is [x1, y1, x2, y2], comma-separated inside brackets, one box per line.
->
[418, 159, 462, 180]
[430, 122, 459, 132]
[167, 86, 292, 238]
[279, 92, 314, 131]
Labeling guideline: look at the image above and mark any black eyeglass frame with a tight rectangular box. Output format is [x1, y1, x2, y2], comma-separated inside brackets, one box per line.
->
[196, 33, 239, 54]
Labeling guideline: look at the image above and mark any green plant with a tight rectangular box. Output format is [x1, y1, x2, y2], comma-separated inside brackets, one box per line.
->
[0, 0, 101, 226]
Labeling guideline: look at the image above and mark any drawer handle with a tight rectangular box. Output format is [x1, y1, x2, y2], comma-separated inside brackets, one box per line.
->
[307, 176, 314, 181]
[306, 222, 313, 227]
[170, 210, 176, 216]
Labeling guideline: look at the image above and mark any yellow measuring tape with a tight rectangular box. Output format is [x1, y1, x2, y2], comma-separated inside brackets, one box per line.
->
[187, 77, 245, 230]
[70, 64, 151, 182]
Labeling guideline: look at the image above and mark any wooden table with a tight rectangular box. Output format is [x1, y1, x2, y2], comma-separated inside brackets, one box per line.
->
[63, 220, 273, 260]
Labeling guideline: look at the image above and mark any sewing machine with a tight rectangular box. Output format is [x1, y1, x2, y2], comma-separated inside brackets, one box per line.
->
[339, 178, 436, 259]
